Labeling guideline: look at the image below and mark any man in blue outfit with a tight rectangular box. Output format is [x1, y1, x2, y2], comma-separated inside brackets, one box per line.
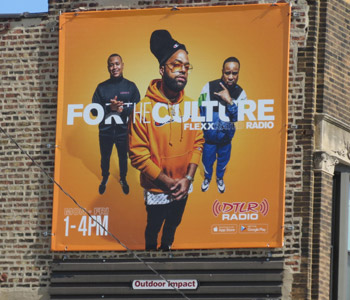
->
[198, 57, 247, 193]
[92, 53, 140, 195]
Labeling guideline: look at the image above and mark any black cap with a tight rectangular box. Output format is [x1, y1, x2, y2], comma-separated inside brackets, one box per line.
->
[150, 30, 187, 65]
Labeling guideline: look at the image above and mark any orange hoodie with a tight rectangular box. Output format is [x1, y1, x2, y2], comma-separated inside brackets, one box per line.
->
[129, 79, 204, 193]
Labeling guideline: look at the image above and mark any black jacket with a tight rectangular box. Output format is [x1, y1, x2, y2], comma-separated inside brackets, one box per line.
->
[92, 76, 140, 137]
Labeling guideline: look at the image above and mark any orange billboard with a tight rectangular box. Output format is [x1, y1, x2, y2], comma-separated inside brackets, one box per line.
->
[52, 4, 290, 251]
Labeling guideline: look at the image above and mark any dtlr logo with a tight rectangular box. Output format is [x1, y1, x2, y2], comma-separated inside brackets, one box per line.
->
[212, 198, 270, 220]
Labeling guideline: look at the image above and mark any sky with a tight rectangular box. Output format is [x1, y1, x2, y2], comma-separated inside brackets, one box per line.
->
[0, 0, 48, 14]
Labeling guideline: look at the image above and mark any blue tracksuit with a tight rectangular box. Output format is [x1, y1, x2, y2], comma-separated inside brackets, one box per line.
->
[198, 79, 247, 180]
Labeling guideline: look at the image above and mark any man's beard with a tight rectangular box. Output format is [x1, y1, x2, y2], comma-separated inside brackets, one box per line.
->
[163, 72, 187, 93]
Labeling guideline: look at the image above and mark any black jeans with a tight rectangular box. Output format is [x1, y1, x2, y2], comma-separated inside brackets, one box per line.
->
[145, 197, 188, 250]
[99, 134, 128, 179]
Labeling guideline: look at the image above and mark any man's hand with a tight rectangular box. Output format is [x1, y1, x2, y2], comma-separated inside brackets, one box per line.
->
[214, 82, 232, 105]
[110, 96, 124, 113]
[155, 172, 177, 192]
[171, 178, 190, 201]
[163, 177, 178, 191]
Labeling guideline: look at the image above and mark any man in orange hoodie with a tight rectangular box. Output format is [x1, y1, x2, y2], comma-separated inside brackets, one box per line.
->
[129, 30, 204, 251]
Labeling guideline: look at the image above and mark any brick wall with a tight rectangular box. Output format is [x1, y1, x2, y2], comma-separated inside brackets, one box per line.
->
[311, 171, 333, 300]
[289, 0, 319, 298]
[311, 0, 350, 299]
[0, 0, 337, 299]
[317, 0, 350, 123]
[0, 11, 59, 300]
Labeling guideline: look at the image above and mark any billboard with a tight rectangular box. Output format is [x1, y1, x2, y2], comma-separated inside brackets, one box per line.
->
[52, 4, 290, 251]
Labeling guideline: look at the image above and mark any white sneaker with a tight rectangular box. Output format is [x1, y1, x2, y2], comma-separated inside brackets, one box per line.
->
[201, 178, 210, 192]
[217, 178, 225, 193]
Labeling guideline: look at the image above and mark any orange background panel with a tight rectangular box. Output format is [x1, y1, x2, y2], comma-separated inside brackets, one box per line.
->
[52, 4, 290, 251]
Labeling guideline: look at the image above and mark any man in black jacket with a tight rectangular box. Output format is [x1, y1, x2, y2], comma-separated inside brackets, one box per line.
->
[92, 53, 140, 195]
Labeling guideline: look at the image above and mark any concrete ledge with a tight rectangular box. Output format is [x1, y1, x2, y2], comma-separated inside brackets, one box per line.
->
[0, 288, 49, 300]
